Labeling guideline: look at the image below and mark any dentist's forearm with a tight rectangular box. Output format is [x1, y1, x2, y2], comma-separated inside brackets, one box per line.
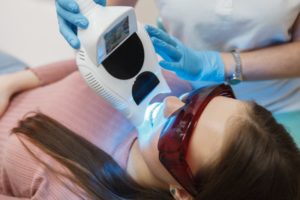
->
[107, 0, 138, 6]
[221, 41, 300, 81]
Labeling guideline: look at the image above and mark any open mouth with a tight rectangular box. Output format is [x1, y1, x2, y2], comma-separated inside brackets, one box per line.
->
[144, 103, 161, 127]
[149, 103, 162, 127]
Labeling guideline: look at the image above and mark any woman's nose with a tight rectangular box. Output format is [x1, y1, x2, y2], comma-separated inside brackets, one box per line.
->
[163, 96, 185, 118]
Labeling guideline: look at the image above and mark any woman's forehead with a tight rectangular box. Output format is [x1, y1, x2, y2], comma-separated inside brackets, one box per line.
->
[186, 96, 245, 173]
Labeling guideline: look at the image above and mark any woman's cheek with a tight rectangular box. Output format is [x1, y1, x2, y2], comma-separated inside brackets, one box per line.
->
[138, 127, 173, 182]
[138, 125, 162, 156]
[138, 123, 163, 164]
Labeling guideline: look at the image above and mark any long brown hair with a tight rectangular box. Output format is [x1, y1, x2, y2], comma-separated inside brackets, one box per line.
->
[12, 112, 171, 200]
[194, 102, 300, 200]
[12, 102, 300, 200]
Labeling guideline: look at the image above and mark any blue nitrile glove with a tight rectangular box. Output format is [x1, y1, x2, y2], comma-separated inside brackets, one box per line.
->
[145, 25, 225, 82]
[56, 0, 106, 49]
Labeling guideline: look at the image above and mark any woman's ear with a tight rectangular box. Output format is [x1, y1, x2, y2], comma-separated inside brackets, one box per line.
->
[169, 185, 193, 200]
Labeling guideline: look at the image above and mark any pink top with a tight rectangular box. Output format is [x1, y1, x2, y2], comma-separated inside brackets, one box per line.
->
[0, 60, 192, 199]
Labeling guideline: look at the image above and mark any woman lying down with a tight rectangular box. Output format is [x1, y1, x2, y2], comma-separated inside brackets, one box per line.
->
[0, 59, 299, 200]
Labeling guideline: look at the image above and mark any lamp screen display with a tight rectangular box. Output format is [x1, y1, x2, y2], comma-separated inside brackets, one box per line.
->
[104, 17, 129, 54]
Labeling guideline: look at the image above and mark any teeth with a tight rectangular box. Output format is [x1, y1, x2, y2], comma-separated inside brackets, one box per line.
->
[144, 103, 160, 127]
[144, 103, 160, 126]
[150, 103, 162, 127]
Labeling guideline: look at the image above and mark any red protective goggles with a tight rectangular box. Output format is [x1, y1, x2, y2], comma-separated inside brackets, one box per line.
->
[158, 84, 235, 196]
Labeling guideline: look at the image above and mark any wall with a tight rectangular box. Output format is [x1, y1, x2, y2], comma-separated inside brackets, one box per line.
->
[0, 0, 158, 66]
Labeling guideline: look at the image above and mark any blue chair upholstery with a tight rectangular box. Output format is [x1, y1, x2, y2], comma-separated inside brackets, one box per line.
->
[0, 51, 27, 74]
[275, 111, 300, 148]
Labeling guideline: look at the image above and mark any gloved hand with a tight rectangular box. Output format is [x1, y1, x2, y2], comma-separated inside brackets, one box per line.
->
[56, 0, 106, 49]
[145, 25, 225, 82]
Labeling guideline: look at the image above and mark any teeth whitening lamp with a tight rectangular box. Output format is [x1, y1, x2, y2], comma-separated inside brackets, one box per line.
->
[75, 0, 170, 127]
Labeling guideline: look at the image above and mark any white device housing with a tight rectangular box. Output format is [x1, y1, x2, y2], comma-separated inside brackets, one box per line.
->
[75, 0, 170, 127]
